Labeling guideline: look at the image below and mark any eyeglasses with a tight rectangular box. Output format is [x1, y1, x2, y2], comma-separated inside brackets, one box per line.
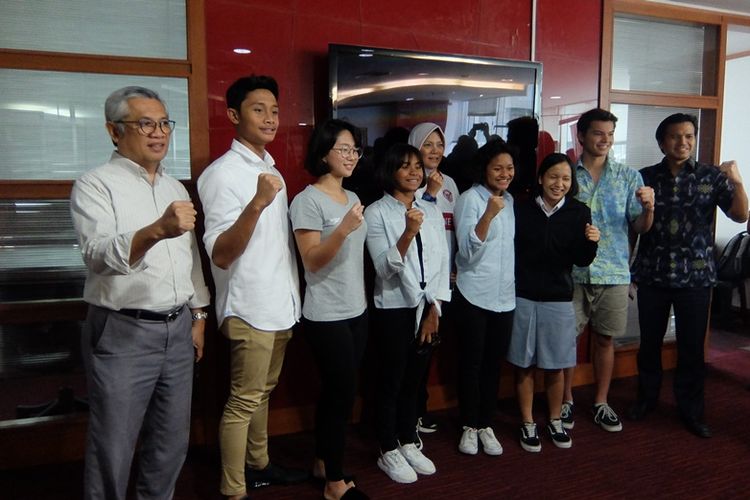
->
[331, 146, 363, 159]
[115, 118, 176, 135]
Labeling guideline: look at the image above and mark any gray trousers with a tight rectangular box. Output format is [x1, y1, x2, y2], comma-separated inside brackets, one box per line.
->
[82, 305, 193, 500]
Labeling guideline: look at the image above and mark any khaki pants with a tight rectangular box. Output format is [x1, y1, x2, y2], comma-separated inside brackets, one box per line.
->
[219, 317, 292, 496]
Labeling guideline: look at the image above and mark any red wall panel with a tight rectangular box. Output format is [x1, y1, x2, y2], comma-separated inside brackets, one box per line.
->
[205, 0, 533, 195]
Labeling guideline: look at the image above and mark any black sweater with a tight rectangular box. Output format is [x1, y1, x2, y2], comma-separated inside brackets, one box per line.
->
[514, 197, 597, 302]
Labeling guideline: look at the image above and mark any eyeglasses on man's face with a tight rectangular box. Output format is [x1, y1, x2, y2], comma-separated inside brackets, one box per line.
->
[331, 146, 363, 159]
[115, 118, 176, 135]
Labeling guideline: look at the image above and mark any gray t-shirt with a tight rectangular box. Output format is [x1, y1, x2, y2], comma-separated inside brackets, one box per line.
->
[289, 185, 367, 321]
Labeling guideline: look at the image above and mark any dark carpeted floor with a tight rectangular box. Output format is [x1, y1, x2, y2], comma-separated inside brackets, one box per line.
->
[4, 326, 750, 499]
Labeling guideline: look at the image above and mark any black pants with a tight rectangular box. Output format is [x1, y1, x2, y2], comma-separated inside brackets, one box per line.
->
[416, 300, 451, 419]
[374, 307, 432, 452]
[455, 290, 513, 429]
[304, 312, 369, 481]
[636, 285, 711, 420]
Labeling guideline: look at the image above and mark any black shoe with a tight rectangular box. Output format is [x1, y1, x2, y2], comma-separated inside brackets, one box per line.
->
[627, 400, 655, 421]
[683, 418, 712, 438]
[246, 463, 309, 488]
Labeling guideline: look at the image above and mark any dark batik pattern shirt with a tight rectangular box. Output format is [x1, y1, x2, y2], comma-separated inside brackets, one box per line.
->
[631, 158, 735, 288]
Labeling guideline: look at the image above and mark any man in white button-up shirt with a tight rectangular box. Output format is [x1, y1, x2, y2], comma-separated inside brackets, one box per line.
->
[198, 75, 303, 499]
[71, 86, 210, 500]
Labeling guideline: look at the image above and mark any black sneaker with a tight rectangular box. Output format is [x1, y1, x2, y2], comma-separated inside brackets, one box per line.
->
[417, 416, 438, 434]
[546, 419, 572, 449]
[561, 401, 574, 430]
[246, 463, 309, 488]
[592, 403, 623, 432]
[519, 422, 541, 453]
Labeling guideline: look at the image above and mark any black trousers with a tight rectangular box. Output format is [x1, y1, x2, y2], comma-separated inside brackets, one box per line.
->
[374, 307, 432, 452]
[304, 312, 369, 481]
[454, 291, 514, 429]
[636, 285, 711, 420]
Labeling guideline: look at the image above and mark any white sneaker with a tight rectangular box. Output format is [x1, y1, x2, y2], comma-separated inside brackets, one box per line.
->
[458, 426, 478, 455]
[398, 443, 436, 475]
[478, 427, 503, 456]
[377, 449, 417, 483]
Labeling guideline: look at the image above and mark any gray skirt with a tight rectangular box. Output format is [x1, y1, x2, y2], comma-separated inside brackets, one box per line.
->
[507, 297, 577, 369]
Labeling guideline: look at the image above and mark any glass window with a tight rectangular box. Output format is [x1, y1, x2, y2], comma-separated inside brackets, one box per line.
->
[609, 103, 702, 169]
[0, 69, 190, 180]
[0, 199, 85, 303]
[612, 15, 717, 95]
[0, 0, 186, 59]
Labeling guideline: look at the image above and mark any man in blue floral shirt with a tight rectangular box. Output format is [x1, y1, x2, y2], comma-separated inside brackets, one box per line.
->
[629, 113, 748, 438]
[564, 108, 655, 433]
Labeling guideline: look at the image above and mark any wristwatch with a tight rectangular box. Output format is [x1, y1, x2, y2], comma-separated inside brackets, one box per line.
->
[191, 311, 209, 321]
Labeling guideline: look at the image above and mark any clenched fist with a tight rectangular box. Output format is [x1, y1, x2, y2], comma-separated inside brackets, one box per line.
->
[252, 172, 283, 210]
[425, 169, 444, 197]
[585, 223, 600, 243]
[719, 160, 743, 185]
[483, 195, 505, 219]
[405, 208, 424, 236]
[339, 202, 364, 235]
[636, 186, 655, 211]
[158, 201, 196, 238]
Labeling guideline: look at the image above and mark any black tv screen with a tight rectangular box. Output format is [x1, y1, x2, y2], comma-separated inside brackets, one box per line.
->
[329, 44, 542, 153]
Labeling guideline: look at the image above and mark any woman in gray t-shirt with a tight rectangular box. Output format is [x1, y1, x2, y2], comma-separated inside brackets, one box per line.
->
[289, 119, 368, 500]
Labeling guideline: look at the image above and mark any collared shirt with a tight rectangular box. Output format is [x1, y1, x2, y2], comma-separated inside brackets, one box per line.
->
[631, 157, 735, 288]
[70, 152, 210, 312]
[572, 157, 644, 285]
[198, 139, 301, 330]
[535, 195, 565, 217]
[454, 184, 515, 312]
[364, 193, 451, 311]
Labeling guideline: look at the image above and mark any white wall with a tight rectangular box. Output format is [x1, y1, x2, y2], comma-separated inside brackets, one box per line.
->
[717, 55, 750, 249]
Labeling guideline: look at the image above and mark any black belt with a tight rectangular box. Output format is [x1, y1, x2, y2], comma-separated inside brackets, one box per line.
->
[117, 306, 184, 322]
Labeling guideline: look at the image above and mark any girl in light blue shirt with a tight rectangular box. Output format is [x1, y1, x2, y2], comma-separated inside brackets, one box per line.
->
[453, 140, 516, 457]
[365, 143, 450, 485]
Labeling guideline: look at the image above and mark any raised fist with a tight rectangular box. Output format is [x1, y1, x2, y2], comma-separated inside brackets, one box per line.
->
[252, 172, 283, 209]
[585, 223, 600, 243]
[405, 207, 424, 236]
[339, 202, 364, 235]
[636, 186, 655, 211]
[484, 195, 505, 219]
[159, 200, 196, 238]
[425, 169, 444, 197]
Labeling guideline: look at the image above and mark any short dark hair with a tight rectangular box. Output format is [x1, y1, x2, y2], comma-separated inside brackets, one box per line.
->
[304, 119, 362, 177]
[535, 152, 579, 199]
[655, 113, 699, 144]
[471, 139, 518, 185]
[576, 108, 618, 136]
[226, 75, 279, 112]
[376, 143, 426, 194]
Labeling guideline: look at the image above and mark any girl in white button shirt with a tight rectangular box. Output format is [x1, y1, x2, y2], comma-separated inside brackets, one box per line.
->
[364, 143, 451, 484]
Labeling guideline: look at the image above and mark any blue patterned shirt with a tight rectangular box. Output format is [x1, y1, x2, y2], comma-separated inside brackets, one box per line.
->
[631, 158, 735, 288]
[572, 158, 643, 285]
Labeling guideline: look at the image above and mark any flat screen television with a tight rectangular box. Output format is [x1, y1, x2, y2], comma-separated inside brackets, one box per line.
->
[328, 44, 543, 153]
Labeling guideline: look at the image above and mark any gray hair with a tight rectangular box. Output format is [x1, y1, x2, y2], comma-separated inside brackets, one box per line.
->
[105, 86, 166, 133]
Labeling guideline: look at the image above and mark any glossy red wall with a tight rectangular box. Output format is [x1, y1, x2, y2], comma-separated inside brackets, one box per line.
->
[202, 0, 601, 417]
[205, 0, 533, 196]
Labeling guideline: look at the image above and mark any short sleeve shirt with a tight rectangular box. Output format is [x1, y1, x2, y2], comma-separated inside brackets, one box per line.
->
[631, 158, 735, 288]
[290, 185, 367, 321]
[572, 158, 643, 285]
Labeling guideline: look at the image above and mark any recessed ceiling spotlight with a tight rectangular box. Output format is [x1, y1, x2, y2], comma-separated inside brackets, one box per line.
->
[233, 48, 252, 54]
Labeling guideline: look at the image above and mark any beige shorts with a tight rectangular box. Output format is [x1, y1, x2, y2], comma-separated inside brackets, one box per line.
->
[573, 283, 630, 337]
